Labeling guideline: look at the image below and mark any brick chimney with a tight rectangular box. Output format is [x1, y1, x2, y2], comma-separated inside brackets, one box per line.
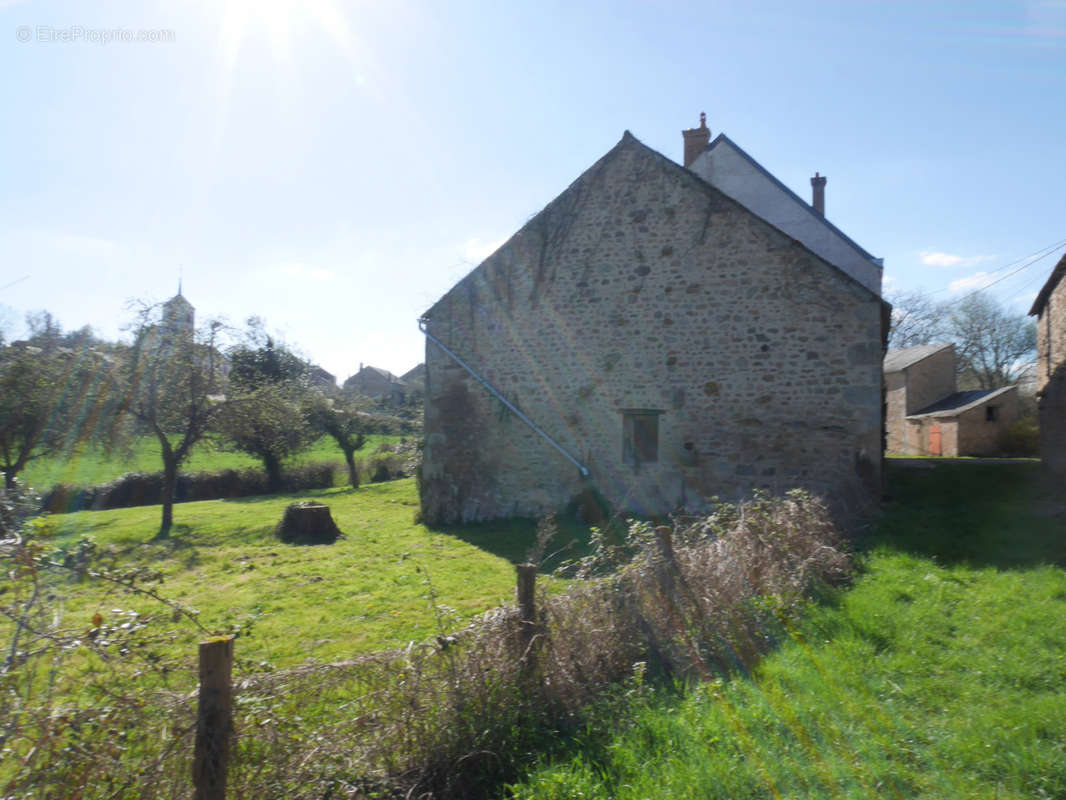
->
[810, 172, 827, 216]
[682, 112, 711, 168]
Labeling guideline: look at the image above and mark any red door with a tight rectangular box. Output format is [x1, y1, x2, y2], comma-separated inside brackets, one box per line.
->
[928, 425, 942, 456]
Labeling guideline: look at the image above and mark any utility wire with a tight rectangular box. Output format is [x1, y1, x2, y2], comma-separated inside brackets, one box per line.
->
[923, 237, 1066, 299]
[0, 276, 29, 292]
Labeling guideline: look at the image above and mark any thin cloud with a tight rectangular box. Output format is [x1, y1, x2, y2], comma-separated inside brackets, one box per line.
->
[949, 271, 996, 292]
[919, 251, 995, 268]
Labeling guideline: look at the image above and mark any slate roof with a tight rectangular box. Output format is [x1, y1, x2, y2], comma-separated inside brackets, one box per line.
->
[883, 344, 953, 373]
[361, 365, 404, 383]
[907, 386, 1015, 419]
[703, 133, 881, 265]
[1030, 251, 1066, 316]
[424, 130, 882, 320]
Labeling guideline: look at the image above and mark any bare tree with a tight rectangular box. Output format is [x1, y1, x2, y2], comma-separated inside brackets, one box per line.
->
[886, 289, 946, 349]
[117, 305, 228, 538]
[947, 294, 1036, 389]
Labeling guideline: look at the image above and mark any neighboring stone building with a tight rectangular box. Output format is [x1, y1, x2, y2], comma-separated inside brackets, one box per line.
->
[308, 365, 337, 392]
[1030, 252, 1066, 478]
[344, 364, 407, 402]
[401, 363, 426, 392]
[884, 343, 1018, 457]
[419, 118, 887, 525]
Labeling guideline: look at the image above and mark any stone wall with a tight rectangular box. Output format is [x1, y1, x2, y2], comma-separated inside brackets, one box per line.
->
[903, 347, 956, 415]
[688, 138, 882, 294]
[884, 346, 955, 455]
[884, 372, 907, 453]
[904, 417, 957, 457]
[421, 134, 884, 524]
[1036, 273, 1066, 477]
[956, 389, 1018, 457]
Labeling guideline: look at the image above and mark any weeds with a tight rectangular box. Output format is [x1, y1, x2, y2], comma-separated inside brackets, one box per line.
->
[3, 488, 849, 799]
[221, 489, 849, 798]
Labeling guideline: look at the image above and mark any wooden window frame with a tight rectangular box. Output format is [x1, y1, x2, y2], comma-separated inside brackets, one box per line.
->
[622, 409, 662, 467]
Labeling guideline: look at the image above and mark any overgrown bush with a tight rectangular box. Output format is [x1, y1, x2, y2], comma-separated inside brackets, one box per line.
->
[39, 462, 338, 514]
[219, 490, 851, 799]
[999, 417, 1039, 457]
[356, 439, 421, 484]
[1, 500, 232, 798]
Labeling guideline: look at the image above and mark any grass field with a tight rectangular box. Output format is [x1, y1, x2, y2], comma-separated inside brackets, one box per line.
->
[13, 460, 1066, 799]
[20, 433, 402, 491]
[510, 462, 1066, 799]
[41, 479, 589, 668]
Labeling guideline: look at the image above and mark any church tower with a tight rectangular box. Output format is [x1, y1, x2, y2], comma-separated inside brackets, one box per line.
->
[160, 281, 195, 342]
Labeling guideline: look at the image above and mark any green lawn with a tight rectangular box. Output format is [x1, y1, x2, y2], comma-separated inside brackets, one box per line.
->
[43, 479, 584, 668]
[20, 433, 402, 491]
[510, 463, 1066, 800]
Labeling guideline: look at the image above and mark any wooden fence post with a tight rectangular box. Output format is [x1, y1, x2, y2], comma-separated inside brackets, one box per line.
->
[516, 563, 538, 661]
[193, 636, 234, 800]
[654, 526, 676, 566]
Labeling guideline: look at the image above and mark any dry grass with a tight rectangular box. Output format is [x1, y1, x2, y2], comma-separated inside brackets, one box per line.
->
[3, 490, 850, 799]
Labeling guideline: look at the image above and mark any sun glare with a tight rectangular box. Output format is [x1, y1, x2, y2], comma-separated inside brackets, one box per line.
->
[210, 0, 372, 155]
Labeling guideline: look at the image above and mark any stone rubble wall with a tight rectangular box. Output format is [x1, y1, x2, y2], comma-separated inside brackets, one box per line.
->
[421, 137, 884, 525]
[955, 389, 1018, 457]
[1037, 275, 1066, 477]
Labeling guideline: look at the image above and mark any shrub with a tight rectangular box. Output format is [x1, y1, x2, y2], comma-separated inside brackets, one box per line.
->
[218, 490, 850, 799]
[357, 441, 421, 484]
[1000, 417, 1039, 457]
[0, 516, 220, 798]
[39, 462, 338, 514]
[5, 490, 850, 799]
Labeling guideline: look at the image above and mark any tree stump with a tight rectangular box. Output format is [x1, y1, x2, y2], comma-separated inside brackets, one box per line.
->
[275, 501, 342, 545]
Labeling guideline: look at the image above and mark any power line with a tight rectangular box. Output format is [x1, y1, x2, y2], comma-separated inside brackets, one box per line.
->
[0, 275, 29, 292]
[924, 237, 1066, 299]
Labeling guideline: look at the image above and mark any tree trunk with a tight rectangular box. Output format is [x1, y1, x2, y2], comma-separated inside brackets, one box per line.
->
[3, 469, 16, 491]
[263, 452, 282, 493]
[343, 448, 359, 488]
[158, 458, 177, 539]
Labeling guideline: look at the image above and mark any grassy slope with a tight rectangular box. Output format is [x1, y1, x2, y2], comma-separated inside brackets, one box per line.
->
[511, 463, 1066, 800]
[20, 433, 401, 490]
[45, 479, 578, 668]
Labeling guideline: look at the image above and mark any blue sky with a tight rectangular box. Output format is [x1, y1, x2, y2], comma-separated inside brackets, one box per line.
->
[1, 0, 1064, 381]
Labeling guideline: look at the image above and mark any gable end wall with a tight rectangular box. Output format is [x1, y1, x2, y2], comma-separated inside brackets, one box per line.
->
[421, 138, 883, 524]
[1037, 277, 1066, 476]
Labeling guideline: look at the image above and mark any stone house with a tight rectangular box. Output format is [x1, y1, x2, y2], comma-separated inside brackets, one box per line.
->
[307, 365, 337, 391]
[884, 343, 1018, 457]
[419, 117, 887, 525]
[1030, 252, 1066, 477]
[344, 364, 407, 402]
[401, 363, 426, 392]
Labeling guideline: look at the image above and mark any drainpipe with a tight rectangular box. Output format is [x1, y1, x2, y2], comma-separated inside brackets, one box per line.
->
[418, 318, 590, 477]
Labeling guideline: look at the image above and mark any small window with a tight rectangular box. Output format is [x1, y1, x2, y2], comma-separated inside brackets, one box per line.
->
[985, 405, 999, 422]
[622, 410, 661, 466]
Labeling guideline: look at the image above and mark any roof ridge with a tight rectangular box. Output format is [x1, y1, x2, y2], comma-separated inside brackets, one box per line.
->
[704, 133, 881, 265]
[1029, 251, 1066, 316]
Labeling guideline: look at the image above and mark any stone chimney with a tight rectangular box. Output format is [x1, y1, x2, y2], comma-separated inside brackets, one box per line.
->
[682, 112, 711, 168]
[810, 172, 827, 216]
